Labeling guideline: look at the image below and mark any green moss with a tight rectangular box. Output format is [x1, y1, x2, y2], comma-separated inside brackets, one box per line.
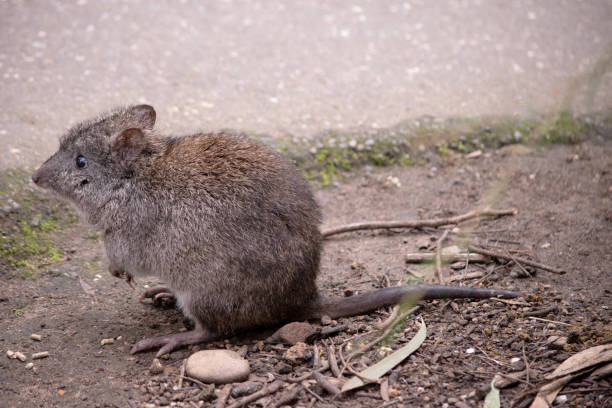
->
[12, 305, 29, 317]
[540, 111, 590, 144]
[286, 110, 611, 187]
[0, 169, 75, 278]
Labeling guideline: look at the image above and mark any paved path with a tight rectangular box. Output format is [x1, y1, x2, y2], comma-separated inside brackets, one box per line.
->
[1, 0, 611, 169]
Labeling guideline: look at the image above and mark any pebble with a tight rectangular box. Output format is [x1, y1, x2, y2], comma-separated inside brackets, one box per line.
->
[32, 351, 49, 359]
[547, 336, 567, 349]
[185, 350, 250, 384]
[149, 358, 164, 375]
[284, 342, 312, 365]
[30, 333, 42, 341]
[320, 315, 333, 325]
[278, 322, 316, 345]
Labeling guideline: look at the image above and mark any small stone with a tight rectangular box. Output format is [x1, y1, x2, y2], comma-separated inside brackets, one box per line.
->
[230, 381, 262, 398]
[101, 338, 115, 345]
[278, 322, 316, 345]
[284, 342, 312, 365]
[25, 362, 34, 370]
[149, 358, 164, 375]
[320, 315, 333, 326]
[547, 336, 567, 349]
[185, 350, 250, 384]
[30, 333, 42, 341]
[15, 352, 27, 362]
[517, 332, 531, 341]
[32, 351, 48, 359]
[29, 217, 40, 227]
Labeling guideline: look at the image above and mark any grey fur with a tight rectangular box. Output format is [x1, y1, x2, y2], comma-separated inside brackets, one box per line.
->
[32, 105, 520, 355]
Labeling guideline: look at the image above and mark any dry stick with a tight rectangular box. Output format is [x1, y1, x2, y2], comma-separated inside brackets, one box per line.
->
[522, 344, 531, 387]
[302, 385, 325, 402]
[285, 363, 330, 383]
[435, 229, 450, 284]
[272, 385, 302, 408]
[527, 316, 572, 326]
[216, 384, 232, 408]
[468, 245, 566, 275]
[346, 306, 421, 364]
[313, 372, 341, 395]
[226, 380, 284, 408]
[405, 252, 489, 263]
[327, 345, 341, 378]
[321, 208, 518, 237]
[445, 271, 485, 283]
[177, 359, 187, 389]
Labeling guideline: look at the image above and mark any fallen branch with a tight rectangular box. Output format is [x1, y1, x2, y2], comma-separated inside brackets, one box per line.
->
[322, 208, 518, 238]
[226, 381, 283, 408]
[435, 229, 450, 284]
[468, 245, 566, 275]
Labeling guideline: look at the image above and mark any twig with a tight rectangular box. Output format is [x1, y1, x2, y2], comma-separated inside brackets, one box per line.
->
[271, 384, 302, 408]
[226, 380, 283, 408]
[216, 384, 232, 408]
[322, 208, 518, 237]
[522, 344, 531, 387]
[495, 298, 531, 307]
[435, 229, 450, 284]
[177, 359, 186, 389]
[446, 271, 485, 283]
[302, 385, 325, 402]
[327, 345, 341, 378]
[285, 364, 330, 383]
[405, 252, 489, 263]
[181, 376, 211, 389]
[527, 317, 572, 326]
[377, 400, 400, 408]
[523, 306, 558, 317]
[346, 306, 420, 364]
[313, 372, 341, 395]
[468, 245, 566, 275]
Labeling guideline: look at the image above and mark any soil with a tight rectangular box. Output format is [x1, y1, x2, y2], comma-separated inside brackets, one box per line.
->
[1, 138, 611, 408]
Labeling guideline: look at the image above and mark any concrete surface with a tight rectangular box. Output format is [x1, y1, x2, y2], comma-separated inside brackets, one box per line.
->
[1, 0, 611, 169]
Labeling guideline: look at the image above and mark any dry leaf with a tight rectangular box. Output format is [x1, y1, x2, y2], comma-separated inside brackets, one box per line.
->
[341, 318, 427, 392]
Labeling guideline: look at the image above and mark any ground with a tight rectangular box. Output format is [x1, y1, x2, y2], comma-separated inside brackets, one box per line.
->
[1, 134, 611, 408]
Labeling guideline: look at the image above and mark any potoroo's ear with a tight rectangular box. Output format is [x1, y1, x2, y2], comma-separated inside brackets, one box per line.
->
[111, 128, 147, 167]
[130, 104, 156, 130]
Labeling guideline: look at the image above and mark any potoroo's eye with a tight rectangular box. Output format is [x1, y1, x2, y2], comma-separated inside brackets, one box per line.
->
[76, 155, 87, 168]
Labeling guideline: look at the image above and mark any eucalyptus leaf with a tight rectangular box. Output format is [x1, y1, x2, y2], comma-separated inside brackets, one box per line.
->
[483, 377, 500, 408]
[341, 318, 427, 393]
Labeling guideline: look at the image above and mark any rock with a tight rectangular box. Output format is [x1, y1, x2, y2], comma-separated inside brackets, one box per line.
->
[29, 217, 40, 227]
[320, 315, 333, 326]
[284, 342, 312, 365]
[547, 336, 567, 350]
[149, 358, 164, 375]
[278, 322, 316, 345]
[230, 381, 262, 398]
[185, 350, 250, 384]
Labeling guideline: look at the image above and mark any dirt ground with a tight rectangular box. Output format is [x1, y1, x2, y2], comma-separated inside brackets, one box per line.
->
[1, 137, 611, 408]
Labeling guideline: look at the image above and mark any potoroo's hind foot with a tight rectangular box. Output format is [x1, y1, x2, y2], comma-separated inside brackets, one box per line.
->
[140, 285, 176, 306]
[130, 328, 219, 357]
